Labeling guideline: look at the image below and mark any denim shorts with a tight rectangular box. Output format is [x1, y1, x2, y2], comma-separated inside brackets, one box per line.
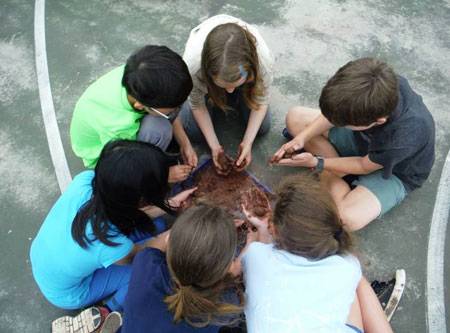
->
[328, 127, 408, 216]
[346, 323, 364, 333]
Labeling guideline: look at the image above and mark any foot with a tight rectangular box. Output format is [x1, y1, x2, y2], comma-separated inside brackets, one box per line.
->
[371, 269, 406, 322]
[100, 312, 122, 333]
[51, 306, 110, 333]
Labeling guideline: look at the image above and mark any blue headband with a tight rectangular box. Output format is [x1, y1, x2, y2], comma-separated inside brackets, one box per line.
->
[238, 65, 247, 77]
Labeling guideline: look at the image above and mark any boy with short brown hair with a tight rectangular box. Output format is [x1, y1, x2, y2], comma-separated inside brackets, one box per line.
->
[271, 57, 435, 231]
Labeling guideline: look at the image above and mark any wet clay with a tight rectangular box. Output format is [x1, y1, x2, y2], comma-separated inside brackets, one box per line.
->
[183, 164, 270, 218]
[242, 187, 270, 217]
[217, 151, 234, 173]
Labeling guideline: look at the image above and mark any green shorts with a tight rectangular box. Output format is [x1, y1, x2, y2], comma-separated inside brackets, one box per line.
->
[328, 127, 408, 216]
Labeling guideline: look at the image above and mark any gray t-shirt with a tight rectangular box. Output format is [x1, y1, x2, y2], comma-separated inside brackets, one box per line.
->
[354, 75, 435, 192]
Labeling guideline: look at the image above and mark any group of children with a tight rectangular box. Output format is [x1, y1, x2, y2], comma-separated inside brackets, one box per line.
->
[30, 14, 435, 333]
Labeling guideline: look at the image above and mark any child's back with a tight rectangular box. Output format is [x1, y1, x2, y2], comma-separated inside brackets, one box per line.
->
[119, 204, 244, 333]
[241, 173, 364, 333]
[243, 242, 360, 332]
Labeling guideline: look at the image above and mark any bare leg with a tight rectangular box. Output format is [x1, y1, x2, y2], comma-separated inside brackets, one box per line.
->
[357, 277, 393, 333]
[320, 172, 381, 231]
[286, 106, 339, 158]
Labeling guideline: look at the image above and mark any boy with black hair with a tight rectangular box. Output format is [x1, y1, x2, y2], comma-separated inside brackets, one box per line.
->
[271, 57, 435, 231]
[70, 45, 197, 182]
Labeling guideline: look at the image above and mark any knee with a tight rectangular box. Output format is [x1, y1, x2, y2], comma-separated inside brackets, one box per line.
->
[285, 106, 311, 133]
[338, 204, 365, 232]
[137, 116, 173, 151]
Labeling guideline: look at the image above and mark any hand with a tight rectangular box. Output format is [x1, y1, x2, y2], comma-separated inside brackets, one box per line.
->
[234, 218, 245, 228]
[269, 136, 306, 163]
[242, 204, 270, 231]
[180, 143, 198, 168]
[211, 145, 230, 175]
[235, 142, 252, 171]
[168, 165, 194, 183]
[275, 152, 318, 168]
[246, 226, 259, 244]
[168, 187, 197, 210]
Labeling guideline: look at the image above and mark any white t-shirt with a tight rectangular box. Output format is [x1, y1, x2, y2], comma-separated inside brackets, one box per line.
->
[182, 14, 274, 110]
[242, 242, 362, 333]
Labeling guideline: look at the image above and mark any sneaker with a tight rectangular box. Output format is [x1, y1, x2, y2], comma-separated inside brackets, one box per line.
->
[51, 306, 110, 333]
[282, 128, 293, 140]
[100, 312, 122, 333]
[371, 269, 406, 322]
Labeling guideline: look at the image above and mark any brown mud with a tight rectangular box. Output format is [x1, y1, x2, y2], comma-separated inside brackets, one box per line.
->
[217, 151, 234, 173]
[184, 164, 271, 217]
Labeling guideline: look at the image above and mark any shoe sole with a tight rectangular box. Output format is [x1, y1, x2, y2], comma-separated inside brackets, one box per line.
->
[100, 312, 122, 333]
[51, 307, 102, 333]
[384, 269, 406, 322]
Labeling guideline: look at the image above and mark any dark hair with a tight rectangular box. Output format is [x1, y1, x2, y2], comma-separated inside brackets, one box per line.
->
[122, 45, 193, 108]
[201, 23, 264, 112]
[165, 204, 244, 327]
[272, 172, 353, 260]
[72, 139, 175, 248]
[319, 57, 399, 126]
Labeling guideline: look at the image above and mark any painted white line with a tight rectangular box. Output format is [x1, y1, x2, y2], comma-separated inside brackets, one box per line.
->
[427, 150, 450, 332]
[34, 0, 72, 193]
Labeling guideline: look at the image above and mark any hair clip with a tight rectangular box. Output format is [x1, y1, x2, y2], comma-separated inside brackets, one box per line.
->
[238, 65, 247, 77]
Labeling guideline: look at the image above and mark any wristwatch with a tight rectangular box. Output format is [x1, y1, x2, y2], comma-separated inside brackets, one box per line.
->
[312, 155, 324, 173]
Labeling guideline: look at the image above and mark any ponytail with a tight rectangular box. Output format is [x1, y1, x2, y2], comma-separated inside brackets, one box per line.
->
[273, 172, 355, 260]
[164, 205, 245, 327]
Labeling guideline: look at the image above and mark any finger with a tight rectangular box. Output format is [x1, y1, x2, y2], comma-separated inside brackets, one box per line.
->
[234, 218, 245, 227]
[274, 159, 296, 166]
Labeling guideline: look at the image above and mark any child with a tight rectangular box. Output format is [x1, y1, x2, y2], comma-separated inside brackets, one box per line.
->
[118, 204, 249, 332]
[271, 57, 435, 231]
[70, 45, 197, 183]
[241, 173, 395, 333]
[31, 140, 196, 332]
[179, 14, 274, 174]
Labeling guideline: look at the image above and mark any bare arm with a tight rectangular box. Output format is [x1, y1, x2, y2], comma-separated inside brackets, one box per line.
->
[236, 104, 269, 169]
[113, 230, 170, 266]
[276, 153, 383, 176]
[192, 107, 220, 150]
[357, 277, 393, 333]
[271, 113, 334, 162]
[172, 117, 197, 167]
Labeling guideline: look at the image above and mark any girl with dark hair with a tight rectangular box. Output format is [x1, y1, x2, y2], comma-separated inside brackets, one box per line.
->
[179, 14, 274, 174]
[241, 173, 394, 333]
[30, 140, 196, 318]
[119, 204, 249, 332]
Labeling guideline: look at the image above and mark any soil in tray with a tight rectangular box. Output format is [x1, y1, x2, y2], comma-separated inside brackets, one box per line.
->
[184, 164, 271, 218]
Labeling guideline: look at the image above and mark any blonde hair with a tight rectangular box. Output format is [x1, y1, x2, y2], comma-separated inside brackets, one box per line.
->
[201, 23, 264, 112]
[164, 204, 244, 327]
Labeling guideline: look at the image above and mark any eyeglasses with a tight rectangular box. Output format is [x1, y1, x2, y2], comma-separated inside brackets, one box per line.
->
[143, 106, 181, 123]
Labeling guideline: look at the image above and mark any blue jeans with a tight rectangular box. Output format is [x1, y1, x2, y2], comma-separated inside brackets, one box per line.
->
[77, 217, 166, 311]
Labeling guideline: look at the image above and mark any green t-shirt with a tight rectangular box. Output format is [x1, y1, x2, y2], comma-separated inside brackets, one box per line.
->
[70, 65, 143, 168]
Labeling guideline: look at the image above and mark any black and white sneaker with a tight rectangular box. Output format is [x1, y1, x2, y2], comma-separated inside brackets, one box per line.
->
[371, 269, 406, 322]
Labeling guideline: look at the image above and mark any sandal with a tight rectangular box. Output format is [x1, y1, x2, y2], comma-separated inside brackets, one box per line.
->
[51, 306, 110, 333]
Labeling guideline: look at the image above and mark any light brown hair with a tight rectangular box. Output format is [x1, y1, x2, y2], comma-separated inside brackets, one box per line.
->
[319, 57, 399, 126]
[272, 173, 354, 260]
[201, 23, 264, 112]
[164, 204, 244, 327]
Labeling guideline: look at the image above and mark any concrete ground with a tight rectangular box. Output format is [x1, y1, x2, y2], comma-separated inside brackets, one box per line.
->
[1, 0, 449, 332]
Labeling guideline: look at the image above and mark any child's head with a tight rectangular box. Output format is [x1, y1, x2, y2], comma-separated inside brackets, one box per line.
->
[272, 173, 353, 260]
[319, 57, 398, 128]
[122, 45, 193, 109]
[72, 139, 173, 248]
[165, 204, 244, 327]
[201, 23, 263, 112]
